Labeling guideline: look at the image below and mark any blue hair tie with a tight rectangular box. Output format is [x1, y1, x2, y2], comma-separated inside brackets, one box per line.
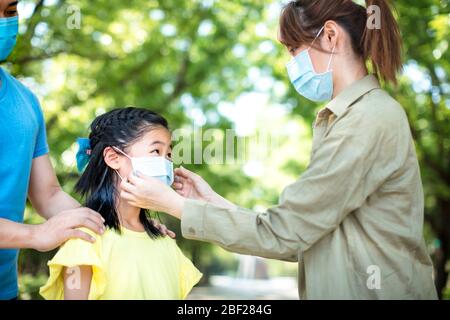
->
[76, 138, 92, 173]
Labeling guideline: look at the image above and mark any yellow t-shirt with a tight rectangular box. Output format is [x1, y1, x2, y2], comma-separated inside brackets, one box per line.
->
[39, 227, 202, 300]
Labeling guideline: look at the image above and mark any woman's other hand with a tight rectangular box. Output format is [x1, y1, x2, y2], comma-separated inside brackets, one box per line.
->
[173, 167, 237, 210]
[172, 166, 215, 202]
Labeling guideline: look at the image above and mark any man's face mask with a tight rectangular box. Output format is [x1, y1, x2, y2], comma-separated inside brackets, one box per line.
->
[113, 147, 174, 186]
[0, 16, 19, 62]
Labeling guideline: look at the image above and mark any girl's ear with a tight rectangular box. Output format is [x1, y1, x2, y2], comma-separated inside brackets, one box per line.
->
[103, 147, 121, 170]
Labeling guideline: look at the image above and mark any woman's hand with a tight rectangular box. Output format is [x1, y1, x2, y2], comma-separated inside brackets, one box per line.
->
[120, 168, 237, 219]
[120, 173, 185, 219]
[173, 167, 237, 210]
[172, 166, 215, 202]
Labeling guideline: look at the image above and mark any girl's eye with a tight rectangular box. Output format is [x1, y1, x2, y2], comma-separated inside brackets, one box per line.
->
[6, 11, 17, 16]
[167, 153, 172, 159]
[151, 150, 160, 155]
[289, 47, 298, 54]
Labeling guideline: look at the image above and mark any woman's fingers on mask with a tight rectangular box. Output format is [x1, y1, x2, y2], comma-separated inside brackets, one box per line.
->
[127, 172, 142, 186]
[174, 189, 185, 197]
[174, 166, 195, 180]
[174, 175, 183, 183]
[174, 167, 185, 176]
[128, 201, 140, 207]
[130, 172, 164, 188]
[172, 182, 183, 190]
[174, 175, 189, 185]
[121, 179, 138, 194]
[120, 190, 136, 203]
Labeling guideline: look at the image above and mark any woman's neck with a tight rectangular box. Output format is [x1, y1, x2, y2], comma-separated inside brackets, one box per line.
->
[332, 58, 368, 99]
[116, 198, 144, 232]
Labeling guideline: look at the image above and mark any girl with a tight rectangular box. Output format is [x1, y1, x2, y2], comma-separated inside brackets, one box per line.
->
[40, 107, 202, 300]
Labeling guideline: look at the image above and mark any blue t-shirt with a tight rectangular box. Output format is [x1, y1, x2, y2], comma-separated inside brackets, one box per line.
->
[0, 67, 49, 299]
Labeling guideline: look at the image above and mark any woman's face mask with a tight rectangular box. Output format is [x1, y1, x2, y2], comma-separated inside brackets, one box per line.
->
[113, 147, 174, 186]
[285, 26, 336, 102]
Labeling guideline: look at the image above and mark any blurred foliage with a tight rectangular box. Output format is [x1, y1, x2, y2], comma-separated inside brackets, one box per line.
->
[2, 0, 448, 299]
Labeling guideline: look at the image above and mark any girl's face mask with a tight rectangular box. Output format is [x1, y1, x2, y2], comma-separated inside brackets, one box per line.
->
[113, 147, 174, 186]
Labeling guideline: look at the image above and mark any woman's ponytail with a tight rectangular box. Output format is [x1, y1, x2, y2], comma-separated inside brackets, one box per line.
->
[363, 0, 402, 84]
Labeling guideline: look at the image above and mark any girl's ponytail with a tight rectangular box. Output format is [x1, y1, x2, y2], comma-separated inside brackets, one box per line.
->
[363, 0, 402, 84]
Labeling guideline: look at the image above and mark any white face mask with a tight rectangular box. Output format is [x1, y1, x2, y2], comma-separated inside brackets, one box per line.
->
[113, 147, 174, 186]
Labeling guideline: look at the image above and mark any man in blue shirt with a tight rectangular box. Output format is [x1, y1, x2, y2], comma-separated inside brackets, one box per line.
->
[0, 0, 106, 300]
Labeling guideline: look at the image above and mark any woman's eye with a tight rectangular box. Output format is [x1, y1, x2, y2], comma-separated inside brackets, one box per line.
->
[6, 10, 17, 16]
[167, 153, 172, 159]
[151, 150, 160, 155]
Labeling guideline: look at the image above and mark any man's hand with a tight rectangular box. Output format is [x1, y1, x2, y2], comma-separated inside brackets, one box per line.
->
[31, 207, 105, 252]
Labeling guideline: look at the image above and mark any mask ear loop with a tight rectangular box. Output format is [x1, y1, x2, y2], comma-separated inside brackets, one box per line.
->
[112, 146, 131, 181]
[112, 146, 132, 160]
[308, 26, 325, 51]
[115, 169, 125, 181]
[308, 25, 336, 72]
[327, 45, 336, 72]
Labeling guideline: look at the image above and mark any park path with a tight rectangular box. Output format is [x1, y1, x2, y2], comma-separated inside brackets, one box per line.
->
[188, 276, 298, 300]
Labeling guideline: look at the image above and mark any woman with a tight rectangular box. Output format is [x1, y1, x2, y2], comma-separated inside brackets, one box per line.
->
[120, 0, 438, 299]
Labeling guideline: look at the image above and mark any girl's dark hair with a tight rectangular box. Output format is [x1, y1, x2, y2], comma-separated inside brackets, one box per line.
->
[279, 0, 402, 84]
[75, 107, 169, 238]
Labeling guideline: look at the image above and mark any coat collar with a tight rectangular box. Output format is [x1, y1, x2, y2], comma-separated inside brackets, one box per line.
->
[325, 74, 381, 117]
